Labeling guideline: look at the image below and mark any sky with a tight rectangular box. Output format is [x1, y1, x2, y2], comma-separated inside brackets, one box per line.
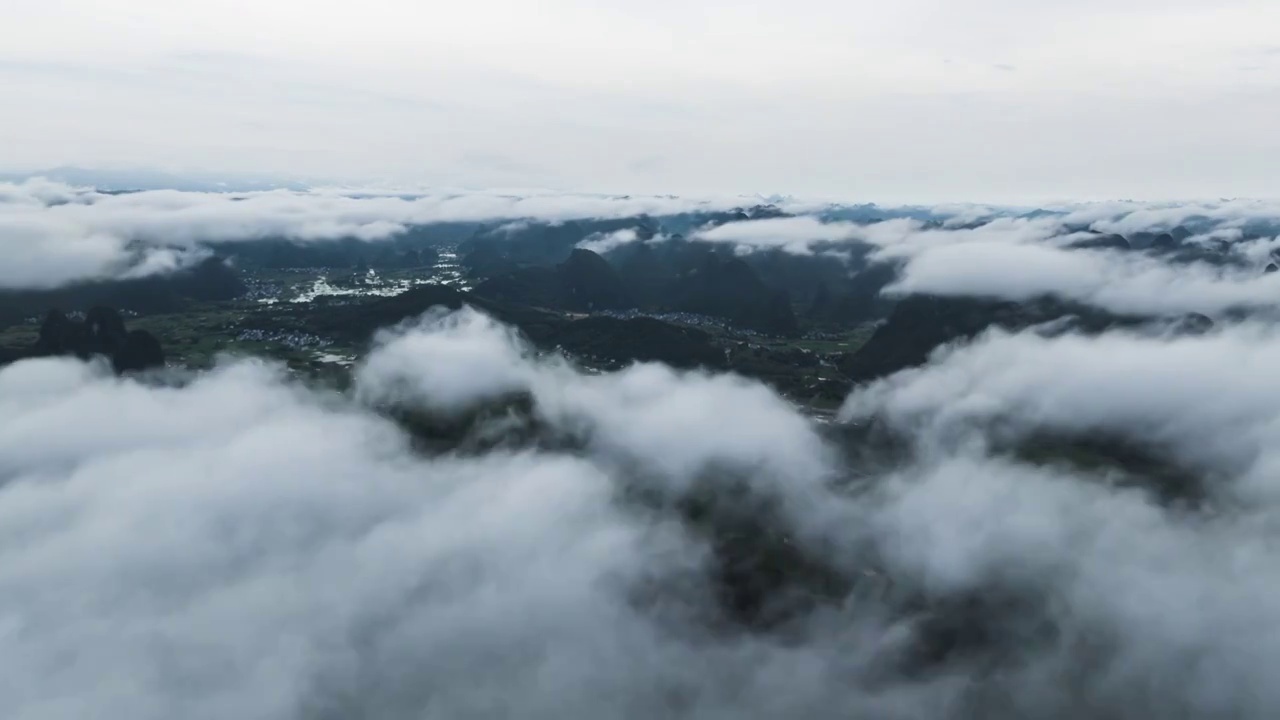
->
[3, 0, 1280, 203]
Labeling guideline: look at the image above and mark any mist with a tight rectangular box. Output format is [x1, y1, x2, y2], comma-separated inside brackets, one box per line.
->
[883, 241, 1280, 316]
[12, 176, 1280, 306]
[1, 304, 1279, 718]
[0, 180, 763, 289]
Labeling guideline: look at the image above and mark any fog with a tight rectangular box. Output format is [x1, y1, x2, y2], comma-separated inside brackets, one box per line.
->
[3, 305, 1280, 718]
[0, 179, 758, 289]
[884, 241, 1280, 316]
[10, 178, 1280, 307]
[842, 321, 1280, 496]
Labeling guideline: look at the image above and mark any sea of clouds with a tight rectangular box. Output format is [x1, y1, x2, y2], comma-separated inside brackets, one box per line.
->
[4, 306, 1280, 718]
[9, 177, 1280, 322]
[8, 179, 1280, 716]
[0, 179, 757, 290]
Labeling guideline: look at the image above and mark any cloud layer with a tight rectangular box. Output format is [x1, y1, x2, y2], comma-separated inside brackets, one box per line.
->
[4, 307, 1280, 717]
[0, 179, 757, 289]
[9, 177, 1280, 325]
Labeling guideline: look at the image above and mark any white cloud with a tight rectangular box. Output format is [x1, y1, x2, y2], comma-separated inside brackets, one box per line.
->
[13, 179, 1280, 319]
[884, 242, 1280, 316]
[1071, 199, 1280, 235]
[841, 322, 1280, 489]
[834, 320, 1280, 715]
[576, 228, 641, 254]
[0, 179, 761, 289]
[361, 306, 835, 489]
[692, 216, 860, 254]
[355, 308, 541, 418]
[0, 311, 857, 719]
[834, 215, 1280, 316]
[6, 308, 1280, 715]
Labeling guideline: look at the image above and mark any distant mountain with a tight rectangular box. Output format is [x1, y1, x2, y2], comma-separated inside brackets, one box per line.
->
[836, 294, 1217, 384]
[461, 217, 660, 268]
[294, 284, 725, 372]
[669, 255, 799, 336]
[1067, 233, 1130, 251]
[805, 263, 899, 326]
[472, 249, 634, 312]
[214, 237, 440, 271]
[839, 295, 1138, 383]
[0, 257, 247, 328]
[0, 306, 165, 374]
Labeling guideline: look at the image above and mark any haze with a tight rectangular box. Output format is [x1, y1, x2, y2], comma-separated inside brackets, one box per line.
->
[5, 0, 1280, 202]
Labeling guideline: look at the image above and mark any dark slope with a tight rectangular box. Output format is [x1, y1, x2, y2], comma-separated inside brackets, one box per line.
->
[290, 284, 724, 372]
[669, 256, 798, 336]
[1, 306, 166, 373]
[838, 295, 1137, 383]
[472, 249, 634, 312]
[0, 258, 247, 328]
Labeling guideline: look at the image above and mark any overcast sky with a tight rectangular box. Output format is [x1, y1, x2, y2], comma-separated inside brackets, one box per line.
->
[4, 0, 1279, 202]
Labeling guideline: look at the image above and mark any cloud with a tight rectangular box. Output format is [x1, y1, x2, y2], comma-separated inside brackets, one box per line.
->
[834, 320, 1280, 715]
[15, 179, 1280, 330]
[360, 306, 835, 488]
[1065, 199, 1280, 235]
[0, 360, 677, 719]
[712, 202, 1280, 259]
[0, 212, 181, 291]
[575, 228, 641, 254]
[355, 308, 541, 418]
[841, 322, 1280, 492]
[865, 450, 1280, 717]
[0, 179, 767, 289]
[692, 216, 860, 254]
[5, 306, 1280, 716]
[883, 241, 1280, 316]
[0, 309, 858, 719]
[832, 215, 1280, 316]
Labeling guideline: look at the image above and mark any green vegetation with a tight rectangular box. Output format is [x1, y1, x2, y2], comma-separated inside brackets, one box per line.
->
[0, 324, 38, 347]
[758, 325, 877, 355]
[0, 300, 360, 372]
[0, 259, 870, 411]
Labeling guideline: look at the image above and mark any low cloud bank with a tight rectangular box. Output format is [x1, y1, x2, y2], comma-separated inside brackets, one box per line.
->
[576, 228, 644, 254]
[842, 321, 1280, 494]
[9, 178, 1280, 318]
[670, 213, 1280, 316]
[0, 180, 758, 290]
[3, 307, 1280, 717]
[883, 241, 1280, 316]
[692, 216, 860, 254]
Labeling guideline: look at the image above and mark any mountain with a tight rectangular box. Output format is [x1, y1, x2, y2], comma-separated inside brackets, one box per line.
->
[804, 263, 898, 326]
[213, 238, 440, 270]
[838, 295, 1130, 383]
[289, 284, 724, 372]
[472, 249, 634, 312]
[669, 255, 799, 336]
[0, 257, 248, 329]
[1067, 234, 1130, 251]
[461, 218, 659, 269]
[0, 306, 166, 374]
